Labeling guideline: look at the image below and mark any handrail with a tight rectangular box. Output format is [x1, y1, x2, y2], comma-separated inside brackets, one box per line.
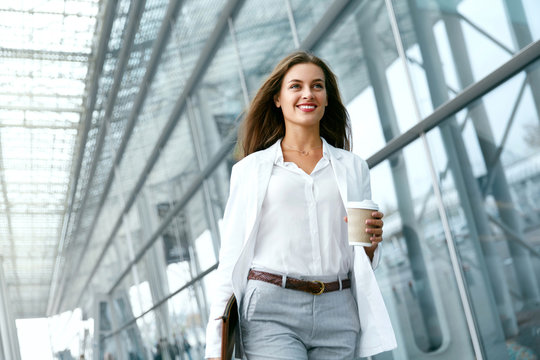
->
[366, 39, 540, 168]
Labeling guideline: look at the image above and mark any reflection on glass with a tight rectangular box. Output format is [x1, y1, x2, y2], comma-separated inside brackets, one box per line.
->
[425, 60, 540, 357]
[233, 0, 295, 96]
[51, 1, 540, 359]
[290, 0, 333, 43]
[191, 33, 244, 157]
[129, 280, 153, 318]
[315, 0, 413, 156]
[392, 0, 540, 119]
[168, 289, 207, 359]
[370, 142, 475, 359]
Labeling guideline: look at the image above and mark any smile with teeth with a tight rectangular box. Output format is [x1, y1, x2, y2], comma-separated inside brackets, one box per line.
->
[298, 105, 316, 110]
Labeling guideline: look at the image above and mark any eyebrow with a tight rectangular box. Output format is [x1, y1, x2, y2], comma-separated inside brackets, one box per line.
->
[287, 78, 325, 83]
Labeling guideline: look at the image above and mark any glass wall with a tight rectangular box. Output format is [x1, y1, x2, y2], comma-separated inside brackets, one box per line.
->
[51, 0, 540, 359]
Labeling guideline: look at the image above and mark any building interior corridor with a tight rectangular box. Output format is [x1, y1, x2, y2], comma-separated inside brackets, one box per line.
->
[0, 0, 539, 359]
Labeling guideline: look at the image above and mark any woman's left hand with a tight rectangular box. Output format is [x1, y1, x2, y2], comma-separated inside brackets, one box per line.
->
[343, 211, 384, 248]
[366, 211, 384, 248]
[344, 211, 383, 262]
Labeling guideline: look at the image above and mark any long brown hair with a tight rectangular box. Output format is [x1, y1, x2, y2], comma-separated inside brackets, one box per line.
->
[238, 51, 351, 158]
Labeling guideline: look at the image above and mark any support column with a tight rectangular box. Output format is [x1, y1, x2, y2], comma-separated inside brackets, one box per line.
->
[94, 294, 114, 360]
[501, 0, 540, 118]
[111, 293, 147, 359]
[136, 190, 172, 341]
[407, 0, 513, 354]
[187, 94, 227, 261]
[442, 0, 540, 308]
[107, 296, 127, 360]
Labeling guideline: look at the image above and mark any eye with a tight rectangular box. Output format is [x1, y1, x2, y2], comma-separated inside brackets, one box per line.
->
[289, 83, 300, 89]
[313, 83, 324, 89]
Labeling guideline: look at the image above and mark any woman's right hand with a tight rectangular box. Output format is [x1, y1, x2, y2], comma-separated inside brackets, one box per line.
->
[208, 358, 220, 360]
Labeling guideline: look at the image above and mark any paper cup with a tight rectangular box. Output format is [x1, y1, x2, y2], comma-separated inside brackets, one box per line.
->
[347, 200, 379, 246]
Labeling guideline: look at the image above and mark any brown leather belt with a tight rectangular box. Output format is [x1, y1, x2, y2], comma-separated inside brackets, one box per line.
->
[247, 269, 350, 295]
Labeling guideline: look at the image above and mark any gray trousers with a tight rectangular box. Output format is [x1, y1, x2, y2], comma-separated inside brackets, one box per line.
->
[240, 277, 360, 360]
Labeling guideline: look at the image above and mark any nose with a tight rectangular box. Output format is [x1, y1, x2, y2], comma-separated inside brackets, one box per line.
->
[302, 89, 314, 99]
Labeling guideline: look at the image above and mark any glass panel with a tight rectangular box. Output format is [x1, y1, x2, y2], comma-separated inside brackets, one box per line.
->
[170, 0, 225, 80]
[110, 290, 147, 359]
[190, 31, 244, 158]
[85, 0, 169, 237]
[135, 311, 159, 359]
[369, 139, 476, 359]
[114, 0, 226, 202]
[167, 285, 207, 359]
[90, 237, 126, 295]
[233, 0, 295, 96]
[290, 0, 333, 43]
[390, 0, 540, 118]
[425, 59, 540, 358]
[315, 0, 414, 157]
[135, 115, 197, 256]
[114, 324, 148, 360]
[0, 0, 99, 317]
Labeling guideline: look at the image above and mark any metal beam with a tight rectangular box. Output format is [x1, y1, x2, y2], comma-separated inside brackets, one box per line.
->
[70, 0, 246, 311]
[0, 123, 78, 130]
[0, 105, 83, 113]
[107, 0, 367, 297]
[110, 130, 238, 292]
[367, 39, 540, 168]
[0, 210, 64, 215]
[0, 72, 86, 81]
[53, 0, 186, 314]
[0, 8, 96, 17]
[104, 263, 218, 340]
[47, 0, 119, 317]
[457, 13, 514, 55]
[0, 91, 81, 99]
[54, 0, 147, 314]
[71, 0, 147, 243]
[0, 47, 90, 62]
[300, 0, 357, 50]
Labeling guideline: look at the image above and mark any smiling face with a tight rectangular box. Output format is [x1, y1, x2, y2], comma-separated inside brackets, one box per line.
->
[274, 62, 328, 131]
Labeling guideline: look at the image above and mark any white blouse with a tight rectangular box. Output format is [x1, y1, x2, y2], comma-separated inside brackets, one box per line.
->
[251, 140, 353, 277]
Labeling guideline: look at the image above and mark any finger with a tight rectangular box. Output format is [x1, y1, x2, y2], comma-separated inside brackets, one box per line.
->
[366, 227, 383, 243]
[370, 234, 383, 244]
[365, 218, 383, 228]
[371, 239, 382, 247]
[344, 216, 348, 223]
[366, 228, 383, 237]
[371, 211, 384, 219]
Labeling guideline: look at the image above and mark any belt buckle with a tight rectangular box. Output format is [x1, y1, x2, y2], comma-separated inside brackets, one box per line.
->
[312, 280, 325, 295]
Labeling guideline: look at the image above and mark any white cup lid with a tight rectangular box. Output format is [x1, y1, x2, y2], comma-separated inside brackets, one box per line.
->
[347, 199, 379, 210]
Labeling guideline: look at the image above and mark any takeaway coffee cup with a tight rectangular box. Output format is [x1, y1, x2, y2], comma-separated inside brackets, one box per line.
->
[347, 200, 379, 246]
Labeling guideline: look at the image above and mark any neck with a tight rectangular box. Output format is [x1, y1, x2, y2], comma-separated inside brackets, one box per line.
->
[282, 126, 321, 150]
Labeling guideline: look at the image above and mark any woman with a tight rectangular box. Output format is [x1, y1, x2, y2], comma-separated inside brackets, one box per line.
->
[205, 51, 396, 359]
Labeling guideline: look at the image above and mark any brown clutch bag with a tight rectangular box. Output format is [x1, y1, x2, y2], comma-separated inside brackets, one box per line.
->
[220, 294, 238, 360]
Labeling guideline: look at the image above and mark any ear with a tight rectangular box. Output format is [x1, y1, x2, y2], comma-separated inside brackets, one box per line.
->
[274, 94, 280, 108]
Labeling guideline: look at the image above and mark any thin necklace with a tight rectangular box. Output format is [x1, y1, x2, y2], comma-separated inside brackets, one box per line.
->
[282, 143, 322, 156]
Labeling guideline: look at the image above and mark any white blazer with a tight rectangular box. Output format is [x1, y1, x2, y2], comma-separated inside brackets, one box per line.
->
[205, 138, 397, 358]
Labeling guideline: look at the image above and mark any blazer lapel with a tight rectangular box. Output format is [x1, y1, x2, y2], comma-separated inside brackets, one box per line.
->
[244, 142, 278, 243]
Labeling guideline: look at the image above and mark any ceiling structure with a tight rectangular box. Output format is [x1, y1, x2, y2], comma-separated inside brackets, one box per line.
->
[0, 0, 100, 318]
[0, 0, 394, 319]
[0, 0, 413, 320]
